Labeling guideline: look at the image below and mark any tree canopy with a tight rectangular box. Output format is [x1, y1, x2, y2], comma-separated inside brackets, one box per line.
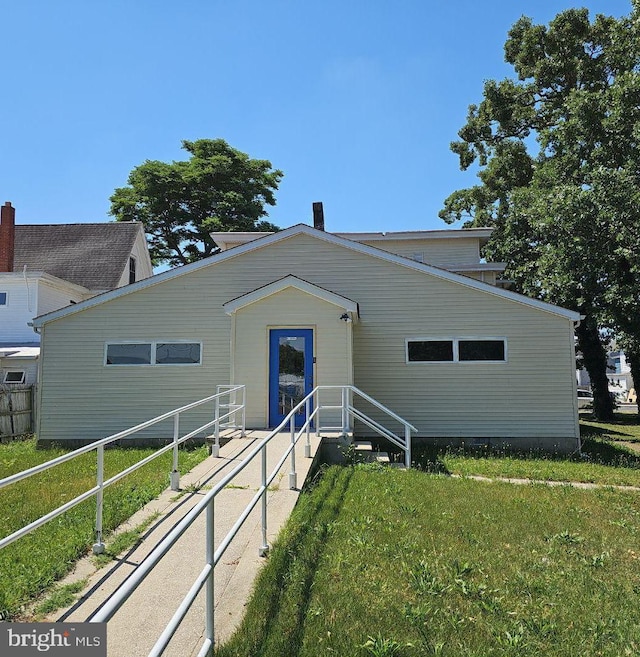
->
[110, 139, 283, 267]
[440, 4, 640, 419]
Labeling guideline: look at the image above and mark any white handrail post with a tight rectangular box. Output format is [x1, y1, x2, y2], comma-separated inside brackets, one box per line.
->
[170, 414, 180, 491]
[289, 415, 297, 490]
[93, 445, 105, 555]
[304, 398, 311, 458]
[258, 445, 269, 556]
[205, 497, 215, 656]
[212, 394, 221, 457]
[341, 386, 349, 436]
[241, 385, 246, 437]
[405, 424, 411, 469]
[315, 388, 320, 437]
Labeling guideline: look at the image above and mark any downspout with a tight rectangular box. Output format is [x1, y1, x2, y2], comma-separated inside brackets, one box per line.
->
[572, 317, 584, 454]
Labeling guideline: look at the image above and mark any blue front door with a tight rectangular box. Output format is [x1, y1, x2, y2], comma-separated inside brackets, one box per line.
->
[269, 329, 314, 428]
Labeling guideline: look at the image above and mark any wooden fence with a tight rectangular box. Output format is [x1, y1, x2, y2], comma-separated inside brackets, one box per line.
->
[0, 385, 34, 440]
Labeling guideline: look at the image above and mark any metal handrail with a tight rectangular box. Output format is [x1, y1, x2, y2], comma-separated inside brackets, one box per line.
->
[88, 384, 416, 656]
[0, 385, 246, 554]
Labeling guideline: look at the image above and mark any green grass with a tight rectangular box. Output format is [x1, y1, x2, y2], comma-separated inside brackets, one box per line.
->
[216, 464, 640, 657]
[0, 437, 208, 619]
[580, 412, 640, 442]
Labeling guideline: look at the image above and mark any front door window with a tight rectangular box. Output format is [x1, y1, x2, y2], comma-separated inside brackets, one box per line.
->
[269, 329, 313, 427]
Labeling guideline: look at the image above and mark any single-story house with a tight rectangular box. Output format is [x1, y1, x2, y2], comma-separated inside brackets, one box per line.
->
[32, 221, 581, 452]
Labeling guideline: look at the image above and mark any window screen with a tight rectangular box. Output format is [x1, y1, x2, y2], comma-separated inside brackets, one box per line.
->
[155, 343, 201, 364]
[459, 340, 505, 361]
[407, 340, 454, 362]
[106, 343, 152, 365]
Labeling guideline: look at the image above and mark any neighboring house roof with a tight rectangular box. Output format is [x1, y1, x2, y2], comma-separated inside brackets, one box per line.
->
[32, 224, 582, 327]
[14, 223, 142, 290]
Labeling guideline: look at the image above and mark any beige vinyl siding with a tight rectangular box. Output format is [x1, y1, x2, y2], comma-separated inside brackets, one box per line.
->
[37, 232, 578, 448]
[232, 287, 352, 426]
[358, 237, 481, 267]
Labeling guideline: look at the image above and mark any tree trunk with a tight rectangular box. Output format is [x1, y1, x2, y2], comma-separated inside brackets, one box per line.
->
[625, 349, 640, 417]
[575, 316, 614, 421]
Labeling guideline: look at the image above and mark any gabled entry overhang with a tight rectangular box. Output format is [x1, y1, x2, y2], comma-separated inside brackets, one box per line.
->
[222, 275, 359, 321]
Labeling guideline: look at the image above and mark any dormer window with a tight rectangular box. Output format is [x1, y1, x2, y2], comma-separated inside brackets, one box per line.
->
[129, 257, 136, 284]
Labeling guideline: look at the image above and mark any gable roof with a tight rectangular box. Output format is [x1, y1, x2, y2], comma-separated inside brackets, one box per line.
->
[14, 222, 142, 290]
[32, 224, 581, 327]
[222, 275, 359, 315]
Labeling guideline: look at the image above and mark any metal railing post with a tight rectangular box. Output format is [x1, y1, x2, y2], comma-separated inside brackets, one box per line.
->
[258, 445, 269, 556]
[170, 414, 180, 491]
[212, 394, 221, 457]
[341, 386, 349, 436]
[315, 389, 320, 437]
[205, 497, 215, 656]
[304, 398, 311, 458]
[405, 424, 412, 469]
[289, 415, 297, 489]
[93, 445, 105, 555]
[241, 386, 246, 437]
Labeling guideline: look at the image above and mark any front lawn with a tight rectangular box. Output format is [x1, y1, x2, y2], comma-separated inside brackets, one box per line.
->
[0, 437, 208, 619]
[216, 465, 640, 657]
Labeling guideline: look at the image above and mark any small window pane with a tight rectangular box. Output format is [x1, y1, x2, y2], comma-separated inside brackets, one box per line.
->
[408, 340, 454, 362]
[3, 371, 25, 383]
[459, 340, 505, 361]
[155, 343, 201, 364]
[106, 343, 151, 365]
[0, 292, 7, 305]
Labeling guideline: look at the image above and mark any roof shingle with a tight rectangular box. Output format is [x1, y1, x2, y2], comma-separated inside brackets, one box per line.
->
[14, 223, 142, 290]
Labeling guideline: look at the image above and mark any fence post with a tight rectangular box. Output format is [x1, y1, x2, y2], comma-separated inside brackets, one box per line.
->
[258, 445, 269, 556]
[205, 497, 215, 656]
[405, 424, 411, 469]
[93, 445, 105, 554]
[304, 397, 311, 458]
[212, 394, 221, 457]
[289, 415, 297, 489]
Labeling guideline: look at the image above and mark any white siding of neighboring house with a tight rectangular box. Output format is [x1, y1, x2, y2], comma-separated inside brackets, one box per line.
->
[115, 227, 154, 288]
[37, 232, 579, 450]
[0, 276, 40, 344]
[231, 287, 353, 427]
[1, 357, 38, 385]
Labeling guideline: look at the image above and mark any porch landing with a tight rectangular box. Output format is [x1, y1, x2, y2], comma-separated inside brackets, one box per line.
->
[43, 429, 324, 657]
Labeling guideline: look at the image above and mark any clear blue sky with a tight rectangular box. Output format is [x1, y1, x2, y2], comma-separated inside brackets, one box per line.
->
[1, 0, 633, 234]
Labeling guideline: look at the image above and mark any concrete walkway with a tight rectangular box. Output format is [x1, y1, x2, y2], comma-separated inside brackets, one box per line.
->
[45, 429, 323, 657]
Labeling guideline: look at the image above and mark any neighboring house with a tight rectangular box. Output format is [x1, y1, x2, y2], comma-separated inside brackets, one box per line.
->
[0, 201, 153, 385]
[32, 212, 581, 452]
[577, 349, 634, 398]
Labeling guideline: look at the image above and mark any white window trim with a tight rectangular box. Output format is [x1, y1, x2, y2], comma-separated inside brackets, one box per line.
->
[405, 337, 508, 364]
[3, 370, 26, 384]
[104, 341, 203, 366]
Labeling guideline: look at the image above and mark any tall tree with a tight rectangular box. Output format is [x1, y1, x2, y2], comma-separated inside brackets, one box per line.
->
[440, 5, 640, 420]
[110, 139, 283, 267]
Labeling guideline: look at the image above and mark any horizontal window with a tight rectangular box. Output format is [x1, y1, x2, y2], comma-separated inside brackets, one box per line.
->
[3, 371, 26, 384]
[408, 340, 453, 362]
[0, 292, 7, 306]
[407, 338, 507, 363]
[105, 342, 202, 366]
[459, 340, 505, 361]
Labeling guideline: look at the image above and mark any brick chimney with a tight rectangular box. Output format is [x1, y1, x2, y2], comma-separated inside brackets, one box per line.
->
[0, 201, 15, 272]
[312, 201, 325, 231]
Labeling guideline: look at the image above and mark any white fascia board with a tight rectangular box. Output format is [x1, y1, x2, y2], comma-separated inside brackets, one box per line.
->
[32, 224, 580, 327]
[0, 271, 89, 295]
[446, 263, 507, 272]
[223, 275, 358, 314]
